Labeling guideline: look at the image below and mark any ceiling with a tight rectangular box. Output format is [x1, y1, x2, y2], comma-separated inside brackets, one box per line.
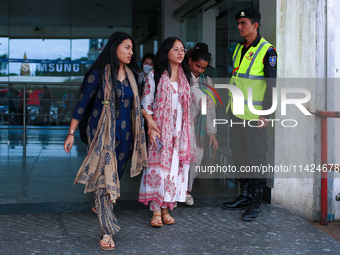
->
[0, 0, 161, 39]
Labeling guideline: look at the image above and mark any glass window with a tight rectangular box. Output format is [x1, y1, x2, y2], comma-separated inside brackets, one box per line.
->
[8, 39, 72, 81]
[181, 11, 203, 50]
[0, 38, 9, 77]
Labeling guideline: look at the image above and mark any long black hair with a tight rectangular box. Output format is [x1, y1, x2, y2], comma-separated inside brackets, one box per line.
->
[141, 53, 155, 66]
[153, 37, 191, 90]
[187, 48, 212, 64]
[84, 32, 140, 106]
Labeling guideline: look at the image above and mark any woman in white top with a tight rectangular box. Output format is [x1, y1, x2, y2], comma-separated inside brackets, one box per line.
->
[139, 37, 197, 226]
[186, 47, 219, 206]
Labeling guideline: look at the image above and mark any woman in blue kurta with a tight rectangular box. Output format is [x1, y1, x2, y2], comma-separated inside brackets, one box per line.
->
[72, 70, 134, 179]
[64, 32, 152, 251]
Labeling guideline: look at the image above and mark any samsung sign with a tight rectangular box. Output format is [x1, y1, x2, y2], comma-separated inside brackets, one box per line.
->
[5, 58, 94, 74]
[37, 63, 80, 73]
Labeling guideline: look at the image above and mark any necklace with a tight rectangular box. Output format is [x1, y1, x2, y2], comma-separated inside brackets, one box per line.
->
[121, 79, 124, 102]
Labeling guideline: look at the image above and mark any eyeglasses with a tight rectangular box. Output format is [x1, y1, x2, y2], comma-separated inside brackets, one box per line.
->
[170, 48, 188, 54]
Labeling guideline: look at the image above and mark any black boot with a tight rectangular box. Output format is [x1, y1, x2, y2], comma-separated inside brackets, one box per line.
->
[241, 188, 263, 221]
[222, 183, 253, 210]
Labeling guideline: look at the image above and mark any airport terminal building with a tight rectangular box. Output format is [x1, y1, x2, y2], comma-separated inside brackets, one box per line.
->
[0, 0, 339, 223]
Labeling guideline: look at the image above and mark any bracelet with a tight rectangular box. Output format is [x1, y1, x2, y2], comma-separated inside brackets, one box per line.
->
[68, 133, 74, 136]
[67, 130, 75, 135]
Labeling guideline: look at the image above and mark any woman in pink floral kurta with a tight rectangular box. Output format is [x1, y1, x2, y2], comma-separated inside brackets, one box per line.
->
[139, 37, 196, 226]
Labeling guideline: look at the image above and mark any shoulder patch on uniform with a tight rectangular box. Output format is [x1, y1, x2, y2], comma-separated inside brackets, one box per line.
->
[269, 56, 276, 67]
[267, 46, 276, 52]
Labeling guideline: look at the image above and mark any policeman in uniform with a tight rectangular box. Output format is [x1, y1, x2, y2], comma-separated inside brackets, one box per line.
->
[221, 8, 277, 221]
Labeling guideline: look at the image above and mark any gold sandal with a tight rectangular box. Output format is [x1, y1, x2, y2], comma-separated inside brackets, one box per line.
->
[99, 234, 115, 251]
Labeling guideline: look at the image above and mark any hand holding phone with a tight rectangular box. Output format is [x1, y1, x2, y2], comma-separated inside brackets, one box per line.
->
[155, 136, 162, 151]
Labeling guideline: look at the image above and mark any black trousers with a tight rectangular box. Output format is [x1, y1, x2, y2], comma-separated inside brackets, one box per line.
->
[229, 113, 268, 189]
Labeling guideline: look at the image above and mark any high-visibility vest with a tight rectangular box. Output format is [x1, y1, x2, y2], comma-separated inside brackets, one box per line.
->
[227, 37, 273, 120]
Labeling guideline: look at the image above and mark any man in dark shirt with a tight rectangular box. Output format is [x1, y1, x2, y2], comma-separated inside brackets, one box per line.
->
[8, 84, 20, 125]
[39, 86, 53, 126]
[222, 8, 277, 221]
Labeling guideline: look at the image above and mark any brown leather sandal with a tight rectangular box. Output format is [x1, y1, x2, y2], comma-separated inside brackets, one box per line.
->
[92, 205, 97, 214]
[161, 213, 175, 225]
[150, 214, 163, 227]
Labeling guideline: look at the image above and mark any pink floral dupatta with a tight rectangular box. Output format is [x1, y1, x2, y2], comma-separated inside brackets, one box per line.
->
[148, 66, 197, 171]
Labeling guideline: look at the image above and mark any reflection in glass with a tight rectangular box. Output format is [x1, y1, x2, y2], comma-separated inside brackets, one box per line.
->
[2, 38, 104, 128]
[0, 36, 111, 141]
[0, 37, 9, 77]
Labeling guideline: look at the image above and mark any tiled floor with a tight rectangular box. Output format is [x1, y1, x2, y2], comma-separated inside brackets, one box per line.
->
[2, 127, 340, 252]
[1, 200, 340, 254]
[0, 127, 238, 205]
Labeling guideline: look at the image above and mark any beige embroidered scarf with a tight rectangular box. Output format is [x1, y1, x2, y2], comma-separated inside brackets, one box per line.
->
[74, 64, 148, 202]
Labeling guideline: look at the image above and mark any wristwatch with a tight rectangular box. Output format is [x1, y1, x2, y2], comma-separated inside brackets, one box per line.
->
[67, 130, 75, 135]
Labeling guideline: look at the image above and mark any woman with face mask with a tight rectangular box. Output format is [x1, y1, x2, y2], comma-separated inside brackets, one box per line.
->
[186, 47, 218, 206]
[138, 53, 155, 93]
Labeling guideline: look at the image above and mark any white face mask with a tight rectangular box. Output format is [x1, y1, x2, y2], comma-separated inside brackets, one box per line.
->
[143, 64, 153, 74]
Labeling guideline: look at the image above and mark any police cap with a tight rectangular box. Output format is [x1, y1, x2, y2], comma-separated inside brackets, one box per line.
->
[235, 8, 261, 25]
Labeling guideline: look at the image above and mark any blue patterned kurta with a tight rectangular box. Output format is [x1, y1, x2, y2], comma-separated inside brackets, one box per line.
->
[72, 70, 134, 179]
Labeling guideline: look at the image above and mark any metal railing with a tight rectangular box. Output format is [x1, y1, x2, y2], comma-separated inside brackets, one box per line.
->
[316, 111, 340, 225]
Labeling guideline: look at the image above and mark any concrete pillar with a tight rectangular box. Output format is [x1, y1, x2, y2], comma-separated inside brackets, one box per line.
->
[272, 0, 340, 222]
[272, 0, 326, 222]
[326, 0, 340, 221]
